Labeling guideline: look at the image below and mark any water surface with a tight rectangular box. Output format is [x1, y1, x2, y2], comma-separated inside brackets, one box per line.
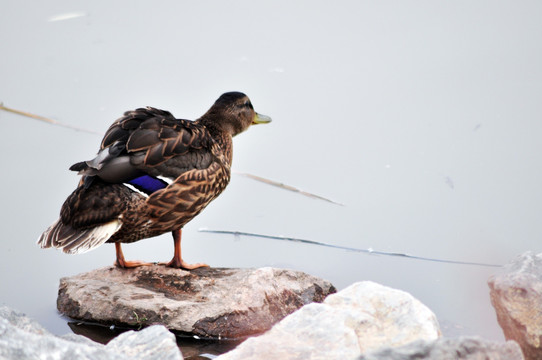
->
[1, 1, 542, 356]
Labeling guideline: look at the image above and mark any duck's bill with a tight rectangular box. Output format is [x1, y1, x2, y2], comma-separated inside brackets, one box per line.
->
[253, 113, 272, 124]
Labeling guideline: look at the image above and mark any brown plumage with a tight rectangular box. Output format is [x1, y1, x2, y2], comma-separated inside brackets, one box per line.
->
[38, 92, 271, 269]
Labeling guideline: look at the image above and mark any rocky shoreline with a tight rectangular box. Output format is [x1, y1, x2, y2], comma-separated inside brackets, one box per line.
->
[2, 251, 542, 359]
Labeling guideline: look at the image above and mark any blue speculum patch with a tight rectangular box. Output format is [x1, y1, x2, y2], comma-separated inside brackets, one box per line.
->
[127, 175, 169, 195]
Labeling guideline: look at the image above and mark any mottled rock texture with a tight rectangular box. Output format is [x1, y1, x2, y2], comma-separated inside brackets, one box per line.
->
[216, 281, 441, 360]
[57, 266, 335, 338]
[488, 251, 542, 360]
[359, 337, 523, 360]
[0, 306, 183, 360]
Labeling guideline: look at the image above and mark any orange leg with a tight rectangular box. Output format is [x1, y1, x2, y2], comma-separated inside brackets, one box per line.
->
[114, 242, 153, 268]
[163, 229, 208, 270]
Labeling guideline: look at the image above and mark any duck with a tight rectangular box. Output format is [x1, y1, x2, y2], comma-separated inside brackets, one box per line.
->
[37, 92, 271, 269]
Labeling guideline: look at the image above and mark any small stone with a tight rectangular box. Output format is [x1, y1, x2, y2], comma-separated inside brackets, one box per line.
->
[488, 251, 542, 360]
[359, 337, 524, 360]
[108, 325, 182, 360]
[216, 281, 441, 360]
[0, 306, 183, 360]
[57, 266, 336, 338]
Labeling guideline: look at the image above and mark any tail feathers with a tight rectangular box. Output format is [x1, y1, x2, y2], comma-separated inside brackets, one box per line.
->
[37, 218, 122, 254]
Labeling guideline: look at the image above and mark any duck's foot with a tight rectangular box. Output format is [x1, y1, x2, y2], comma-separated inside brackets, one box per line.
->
[159, 258, 209, 270]
[114, 242, 153, 268]
[160, 229, 210, 270]
[115, 259, 154, 268]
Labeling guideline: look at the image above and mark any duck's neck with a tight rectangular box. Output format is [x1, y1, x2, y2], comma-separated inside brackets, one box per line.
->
[197, 117, 234, 166]
[215, 132, 233, 166]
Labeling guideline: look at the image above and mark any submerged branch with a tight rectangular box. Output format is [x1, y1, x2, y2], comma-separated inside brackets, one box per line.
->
[0, 103, 101, 135]
[235, 172, 344, 206]
[199, 229, 503, 268]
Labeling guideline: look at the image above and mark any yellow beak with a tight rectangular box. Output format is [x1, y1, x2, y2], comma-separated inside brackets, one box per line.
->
[252, 113, 272, 124]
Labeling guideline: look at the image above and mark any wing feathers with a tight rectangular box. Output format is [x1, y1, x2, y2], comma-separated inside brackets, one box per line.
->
[126, 129, 161, 152]
[99, 107, 211, 171]
[144, 144, 167, 166]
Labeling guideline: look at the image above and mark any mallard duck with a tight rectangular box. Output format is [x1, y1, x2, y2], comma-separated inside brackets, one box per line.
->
[37, 92, 271, 269]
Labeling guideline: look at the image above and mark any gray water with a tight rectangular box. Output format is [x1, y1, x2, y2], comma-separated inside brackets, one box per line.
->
[1, 0, 542, 355]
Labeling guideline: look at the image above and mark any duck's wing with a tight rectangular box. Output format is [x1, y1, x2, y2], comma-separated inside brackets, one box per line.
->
[73, 107, 217, 185]
[71, 107, 229, 230]
[105, 107, 213, 165]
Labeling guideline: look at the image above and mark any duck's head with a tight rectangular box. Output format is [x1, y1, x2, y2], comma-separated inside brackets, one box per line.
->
[202, 92, 271, 136]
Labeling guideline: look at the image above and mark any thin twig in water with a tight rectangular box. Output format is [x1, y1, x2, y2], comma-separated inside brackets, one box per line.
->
[235, 172, 344, 206]
[0, 102, 101, 135]
[199, 229, 503, 268]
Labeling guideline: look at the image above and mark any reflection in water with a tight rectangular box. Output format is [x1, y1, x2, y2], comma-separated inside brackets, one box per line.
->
[68, 321, 124, 345]
[68, 322, 242, 358]
[48, 12, 87, 22]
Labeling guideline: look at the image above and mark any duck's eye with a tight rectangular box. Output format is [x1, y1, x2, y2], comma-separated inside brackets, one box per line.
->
[243, 101, 253, 110]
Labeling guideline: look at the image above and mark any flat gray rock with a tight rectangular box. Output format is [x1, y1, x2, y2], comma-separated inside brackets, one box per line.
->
[57, 266, 335, 339]
[488, 251, 542, 360]
[359, 337, 523, 360]
[216, 281, 441, 360]
[0, 306, 183, 360]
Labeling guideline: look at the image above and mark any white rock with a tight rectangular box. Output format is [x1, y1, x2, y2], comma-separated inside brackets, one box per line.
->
[217, 281, 441, 360]
[108, 325, 182, 360]
[360, 337, 524, 360]
[0, 306, 183, 360]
